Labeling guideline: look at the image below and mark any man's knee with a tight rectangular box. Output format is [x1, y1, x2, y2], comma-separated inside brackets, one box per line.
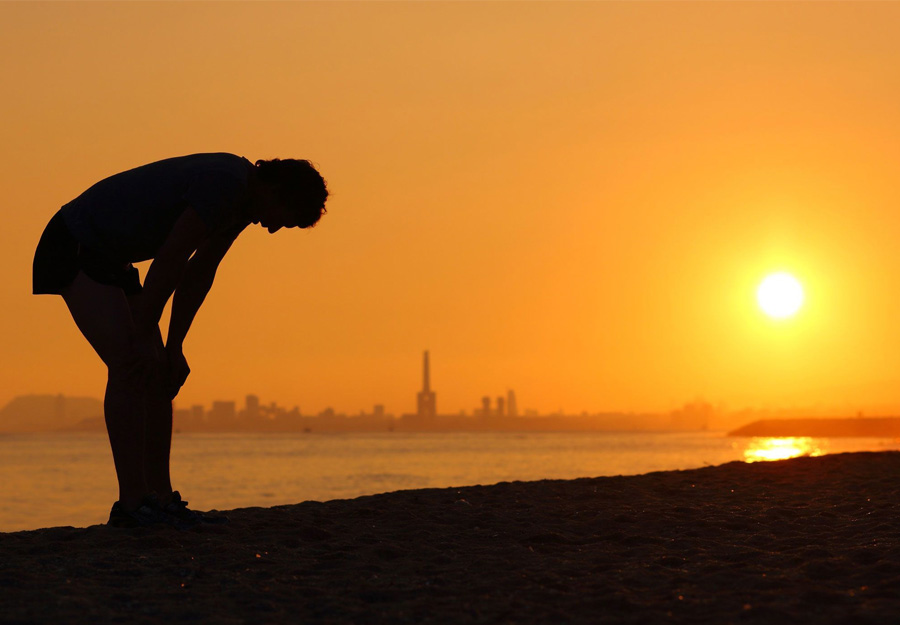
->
[106, 348, 165, 387]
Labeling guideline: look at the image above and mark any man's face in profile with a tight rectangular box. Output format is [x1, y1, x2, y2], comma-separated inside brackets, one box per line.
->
[253, 188, 300, 234]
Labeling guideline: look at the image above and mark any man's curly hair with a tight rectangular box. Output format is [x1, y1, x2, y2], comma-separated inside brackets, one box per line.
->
[255, 159, 328, 228]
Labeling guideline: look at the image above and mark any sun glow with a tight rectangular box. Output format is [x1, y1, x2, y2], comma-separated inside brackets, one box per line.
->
[743, 437, 824, 463]
[757, 272, 805, 319]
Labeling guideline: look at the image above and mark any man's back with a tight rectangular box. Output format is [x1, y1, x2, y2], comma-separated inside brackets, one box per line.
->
[60, 153, 254, 263]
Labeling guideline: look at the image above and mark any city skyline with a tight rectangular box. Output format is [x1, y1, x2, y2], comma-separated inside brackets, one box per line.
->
[3, 340, 883, 431]
[175, 349, 900, 423]
[2, 345, 879, 435]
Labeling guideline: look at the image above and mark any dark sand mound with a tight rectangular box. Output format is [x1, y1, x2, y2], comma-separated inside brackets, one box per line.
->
[3, 452, 900, 624]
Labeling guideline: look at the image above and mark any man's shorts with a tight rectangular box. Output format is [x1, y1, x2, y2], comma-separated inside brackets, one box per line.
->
[33, 211, 142, 296]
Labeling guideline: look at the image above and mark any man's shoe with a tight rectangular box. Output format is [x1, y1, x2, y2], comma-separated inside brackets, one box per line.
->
[107, 495, 173, 528]
[164, 491, 228, 525]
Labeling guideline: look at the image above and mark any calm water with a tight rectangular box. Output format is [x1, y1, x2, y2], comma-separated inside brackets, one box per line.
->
[2, 431, 899, 532]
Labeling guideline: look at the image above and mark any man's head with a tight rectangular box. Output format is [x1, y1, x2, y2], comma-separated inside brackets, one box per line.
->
[252, 159, 328, 232]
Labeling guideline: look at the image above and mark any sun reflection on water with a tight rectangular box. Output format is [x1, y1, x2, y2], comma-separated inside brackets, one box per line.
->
[742, 437, 824, 463]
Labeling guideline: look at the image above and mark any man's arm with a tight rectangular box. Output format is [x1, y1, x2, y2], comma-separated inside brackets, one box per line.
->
[162, 220, 244, 398]
[165, 223, 243, 351]
[135, 208, 208, 333]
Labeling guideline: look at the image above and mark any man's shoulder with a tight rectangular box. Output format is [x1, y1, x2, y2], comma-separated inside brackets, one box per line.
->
[183, 152, 251, 167]
[161, 153, 253, 176]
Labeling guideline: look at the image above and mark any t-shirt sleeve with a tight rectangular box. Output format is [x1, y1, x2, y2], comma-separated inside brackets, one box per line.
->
[183, 171, 247, 233]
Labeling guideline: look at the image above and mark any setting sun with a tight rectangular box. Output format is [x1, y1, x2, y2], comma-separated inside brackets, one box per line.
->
[757, 272, 805, 320]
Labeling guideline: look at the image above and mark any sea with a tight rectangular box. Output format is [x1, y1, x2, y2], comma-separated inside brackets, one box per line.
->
[2, 430, 899, 532]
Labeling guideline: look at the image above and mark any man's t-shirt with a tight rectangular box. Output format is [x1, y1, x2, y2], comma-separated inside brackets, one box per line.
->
[60, 153, 254, 263]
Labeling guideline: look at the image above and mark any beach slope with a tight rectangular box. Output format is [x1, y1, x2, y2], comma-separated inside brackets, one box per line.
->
[3, 451, 900, 624]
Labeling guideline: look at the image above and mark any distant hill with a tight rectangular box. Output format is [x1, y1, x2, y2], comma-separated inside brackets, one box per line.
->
[0, 395, 103, 433]
[729, 418, 900, 438]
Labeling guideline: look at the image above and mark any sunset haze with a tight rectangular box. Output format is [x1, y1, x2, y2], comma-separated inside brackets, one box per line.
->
[6, 2, 900, 417]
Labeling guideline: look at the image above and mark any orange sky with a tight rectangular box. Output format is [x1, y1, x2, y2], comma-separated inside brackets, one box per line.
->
[4, 2, 900, 416]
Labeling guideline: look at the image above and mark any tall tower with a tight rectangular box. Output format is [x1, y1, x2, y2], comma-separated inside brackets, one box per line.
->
[417, 350, 437, 419]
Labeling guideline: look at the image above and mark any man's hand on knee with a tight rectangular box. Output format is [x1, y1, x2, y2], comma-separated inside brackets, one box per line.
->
[166, 345, 190, 399]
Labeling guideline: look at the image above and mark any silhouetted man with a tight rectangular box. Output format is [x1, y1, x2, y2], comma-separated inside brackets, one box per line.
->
[33, 153, 328, 528]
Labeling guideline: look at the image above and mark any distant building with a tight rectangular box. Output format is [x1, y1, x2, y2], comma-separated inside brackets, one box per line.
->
[496, 396, 505, 418]
[173, 407, 191, 423]
[245, 394, 260, 420]
[507, 390, 518, 418]
[416, 350, 437, 419]
[209, 401, 236, 423]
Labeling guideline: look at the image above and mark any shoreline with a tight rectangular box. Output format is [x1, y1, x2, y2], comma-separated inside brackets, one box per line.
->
[3, 451, 900, 623]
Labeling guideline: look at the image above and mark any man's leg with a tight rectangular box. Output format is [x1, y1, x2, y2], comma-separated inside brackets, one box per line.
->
[131, 298, 174, 503]
[143, 385, 174, 501]
[61, 271, 150, 510]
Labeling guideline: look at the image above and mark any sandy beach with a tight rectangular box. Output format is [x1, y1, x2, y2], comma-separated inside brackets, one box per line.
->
[3, 451, 900, 624]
